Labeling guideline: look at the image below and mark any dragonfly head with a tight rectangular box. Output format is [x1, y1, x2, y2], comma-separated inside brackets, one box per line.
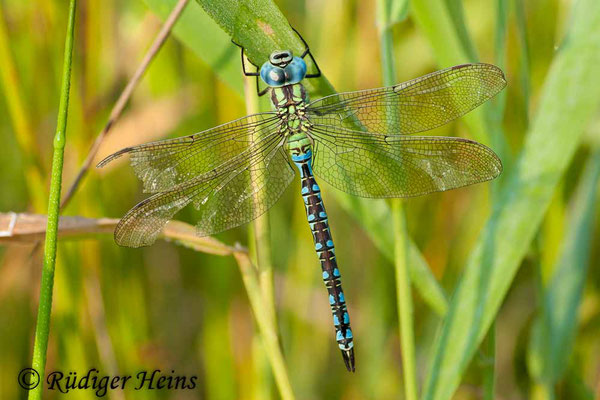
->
[269, 50, 293, 67]
[260, 50, 307, 87]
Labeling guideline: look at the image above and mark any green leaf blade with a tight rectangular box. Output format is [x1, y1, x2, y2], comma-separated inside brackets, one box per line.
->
[423, 1, 600, 398]
[528, 150, 600, 387]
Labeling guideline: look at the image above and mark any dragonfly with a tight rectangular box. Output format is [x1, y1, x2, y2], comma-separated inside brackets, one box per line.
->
[98, 29, 506, 372]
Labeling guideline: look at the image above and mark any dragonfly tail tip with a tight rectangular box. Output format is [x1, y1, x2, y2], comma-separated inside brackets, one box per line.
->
[341, 348, 355, 373]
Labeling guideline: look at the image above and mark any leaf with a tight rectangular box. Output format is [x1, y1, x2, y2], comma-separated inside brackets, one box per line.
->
[527, 150, 600, 385]
[390, 0, 410, 25]
[194, 0, 336, 97]
[143, 0, 244, 95]
[377, 0, 410, 29]
[411, 0, 510, 165]
[422, 1, 600, 399]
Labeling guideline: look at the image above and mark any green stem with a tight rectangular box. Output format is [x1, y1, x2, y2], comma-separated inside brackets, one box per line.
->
[233, 252, 295, 400]
[28, 0, 77, 399]
[392, 200, 418, 400]
[482, 322, 496, 400]
[531, 382, 555, 400]
[255, 220, 276, 325]
[242, 59, 294, 400]
[245, 83, 277, 327]
[377, 2, 418, 397]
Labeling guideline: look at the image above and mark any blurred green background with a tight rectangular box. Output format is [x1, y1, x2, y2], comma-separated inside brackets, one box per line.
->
[1, 0, 599, 399]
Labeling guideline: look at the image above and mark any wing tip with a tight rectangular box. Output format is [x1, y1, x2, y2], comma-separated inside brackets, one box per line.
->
[113, 221, 157, 248]
[459, 136, 504, 179]
[451, 62, 507, 89]
[491, 151, 504, 177]
[97, 146, 135, 168]
[112, 197, 163, 248]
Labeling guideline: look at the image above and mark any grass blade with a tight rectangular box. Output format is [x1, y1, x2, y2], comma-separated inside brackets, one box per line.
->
[482, 323, 496, 400]
[378, 1, 417, 397]
[443, 0, 478, 60]
[527, 150, 600, 392]
[144, 0, 244, 95]
[514, 0, 532, 122]
[28, 0, 77, 398]
[193, 0, 336, 97]
[392, 200, 418, 399]
[233, 251, 295, 400]
[422, 1, 600, 399]
[411, 0, 510, 165]
[243, 51, 294, 397]
[377, 0, 410, 28]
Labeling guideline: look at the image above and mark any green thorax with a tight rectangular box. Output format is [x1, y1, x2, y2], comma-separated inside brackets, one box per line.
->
[270, 84, 312, 157]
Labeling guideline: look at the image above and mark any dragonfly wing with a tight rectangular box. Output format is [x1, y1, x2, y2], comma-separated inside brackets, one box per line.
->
[310, 127, 501, 198]
[98, 112, 281, 193]
[306, 63, 506, 135]
[113, 134, 294, 247]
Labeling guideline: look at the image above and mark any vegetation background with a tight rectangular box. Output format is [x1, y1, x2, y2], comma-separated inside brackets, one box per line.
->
[0, 0, 599, 399]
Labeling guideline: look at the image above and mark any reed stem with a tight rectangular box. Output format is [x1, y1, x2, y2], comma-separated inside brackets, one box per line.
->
[28, 0, 77, 398]
[377, 1, 418, 398]
[241, 59, 295, 400]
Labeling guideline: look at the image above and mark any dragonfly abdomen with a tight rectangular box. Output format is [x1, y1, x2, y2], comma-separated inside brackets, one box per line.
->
[290, 146, 355, 372]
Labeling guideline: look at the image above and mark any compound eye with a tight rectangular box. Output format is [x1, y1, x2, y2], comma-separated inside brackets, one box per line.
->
[267, 68, 285, 85]
[269, 68, 283, 82]
[260, 64, 286, 87]
[283, 57, 307, 84]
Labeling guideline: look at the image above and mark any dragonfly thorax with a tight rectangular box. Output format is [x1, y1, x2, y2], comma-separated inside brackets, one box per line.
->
[272, 84, 310, 138]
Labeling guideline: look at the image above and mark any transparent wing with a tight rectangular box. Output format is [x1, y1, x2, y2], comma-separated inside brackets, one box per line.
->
[98, 112, 281, 193]
[306, 63, 506, 135]
[111, 133, 294, 248]
[310, 125, 502, 198]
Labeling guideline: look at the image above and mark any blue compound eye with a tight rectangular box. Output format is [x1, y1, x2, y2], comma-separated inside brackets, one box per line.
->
[283, 57, 307, 84]
[260, 63, 286, 87]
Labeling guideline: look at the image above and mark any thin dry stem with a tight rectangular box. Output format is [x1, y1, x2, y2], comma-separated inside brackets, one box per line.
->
[60, 0, 190, 208]
[0, 212, 244, 257]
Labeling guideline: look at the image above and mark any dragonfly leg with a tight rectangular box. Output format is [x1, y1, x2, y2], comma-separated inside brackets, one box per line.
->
[231, 40, 269, 96]
[231, 39, 260, 76]
[289, 26, 321, 78]
[257, 80, 270, 97]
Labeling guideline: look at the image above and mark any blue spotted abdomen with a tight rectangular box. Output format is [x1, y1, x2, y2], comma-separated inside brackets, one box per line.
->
[290, 148, 355, 372]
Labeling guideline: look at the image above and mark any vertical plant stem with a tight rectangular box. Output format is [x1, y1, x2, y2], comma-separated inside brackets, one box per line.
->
[244, 57, 275, 397]
[254, 218, 276, 326]
[482, 322, 496, 400]
[392, 199, 418, 400]
[241, 57, 294, 400]
[244, 78, 277, 326]
[28, 0, 77, 399]
[233, 252, 295, 400]
[377, 2, 417, 398]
